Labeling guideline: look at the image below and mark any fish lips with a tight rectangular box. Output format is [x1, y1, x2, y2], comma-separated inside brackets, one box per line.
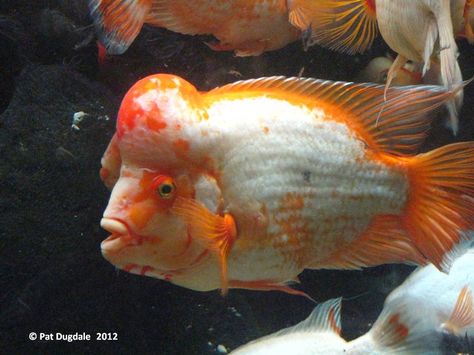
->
[100, 217, 143, 254]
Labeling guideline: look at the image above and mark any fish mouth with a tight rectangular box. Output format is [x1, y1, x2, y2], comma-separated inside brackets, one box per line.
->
[100, 217, 144, 253]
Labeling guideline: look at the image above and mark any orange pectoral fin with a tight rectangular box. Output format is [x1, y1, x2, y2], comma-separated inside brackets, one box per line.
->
[441, 285, 474, 335]
[171, 197, 237, 295]
[88, 0, 152, 54]
[288, 0, 378, 54]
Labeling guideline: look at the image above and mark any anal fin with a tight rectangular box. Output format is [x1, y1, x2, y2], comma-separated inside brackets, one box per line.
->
[314, 215, 427, 270]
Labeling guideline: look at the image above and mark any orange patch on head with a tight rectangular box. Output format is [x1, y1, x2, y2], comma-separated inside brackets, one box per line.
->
[262, 126, 269, 134]
[173, 139, 190, 159]
[146, 108, 167, 132]
[128, 201, 157, 229]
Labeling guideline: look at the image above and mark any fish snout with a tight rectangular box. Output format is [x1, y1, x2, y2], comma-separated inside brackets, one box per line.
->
[100, 217, 140, 254]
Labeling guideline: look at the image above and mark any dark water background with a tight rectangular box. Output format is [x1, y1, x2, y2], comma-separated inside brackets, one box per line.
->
[0, 1, 473, 354]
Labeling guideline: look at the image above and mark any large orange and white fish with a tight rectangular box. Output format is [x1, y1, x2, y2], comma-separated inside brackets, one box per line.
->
[230, 297, 441, 354]
[288, 0, 472, 133]
[99, 73, 474, 296]
[88, 0, 301, 56]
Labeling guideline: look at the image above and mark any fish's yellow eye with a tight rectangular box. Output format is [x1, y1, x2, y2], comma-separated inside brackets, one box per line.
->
[151, 175, 176, 199]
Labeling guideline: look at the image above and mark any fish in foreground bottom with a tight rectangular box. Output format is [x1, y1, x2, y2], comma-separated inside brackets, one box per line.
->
[232, 236, 474, 354]
[99, 74, 474, 296]
[231, 297, 440, 354]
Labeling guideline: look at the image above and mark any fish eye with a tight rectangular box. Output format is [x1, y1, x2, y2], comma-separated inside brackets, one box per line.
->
[158, 182, 175, 198]
[151, 175, 176, 199]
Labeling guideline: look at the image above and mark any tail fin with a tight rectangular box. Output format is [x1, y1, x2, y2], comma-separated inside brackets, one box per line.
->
[403, 142, 474, 272]
[88, 0, 152, 54]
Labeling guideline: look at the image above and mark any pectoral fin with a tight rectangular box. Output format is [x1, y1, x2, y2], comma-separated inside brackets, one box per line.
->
[171, 197, 237, 295]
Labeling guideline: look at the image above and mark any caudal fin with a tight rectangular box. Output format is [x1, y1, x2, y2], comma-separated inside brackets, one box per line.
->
[88, 0, 152, 54]
[403, 142, 474, 272]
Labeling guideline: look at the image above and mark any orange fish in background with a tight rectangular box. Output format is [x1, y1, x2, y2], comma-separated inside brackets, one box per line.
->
[356, 56, 424, 86]
[88, 0, 301, 56]
[288, 0, 472, 134]
[100, 73, 474, 297]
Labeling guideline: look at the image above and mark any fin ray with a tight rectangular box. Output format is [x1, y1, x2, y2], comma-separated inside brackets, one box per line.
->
[404, 142, 474, 270]
[288, 0, 378, 54]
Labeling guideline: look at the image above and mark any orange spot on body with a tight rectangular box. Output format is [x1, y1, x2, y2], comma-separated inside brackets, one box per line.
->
[140, 265, 154, 275]
[263, 126, 269, 134]
[388, 314, 409, 341]
[123, 263, 138, 273]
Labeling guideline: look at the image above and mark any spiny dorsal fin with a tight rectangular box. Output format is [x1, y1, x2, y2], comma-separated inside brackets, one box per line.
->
[207, 76, 464, 156]
[288, 0, 378, 54]
[274, 297, 342, 336]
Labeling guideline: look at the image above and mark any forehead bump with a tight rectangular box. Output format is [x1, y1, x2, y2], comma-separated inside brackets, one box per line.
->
[116, 74, 198, 138]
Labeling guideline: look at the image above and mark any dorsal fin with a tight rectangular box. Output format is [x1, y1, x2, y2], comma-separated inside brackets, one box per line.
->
[207, 76, 464, 156]
[288, 0, 378, 54]
[441, 285, 474, 335]
[274, 297, 342, 336]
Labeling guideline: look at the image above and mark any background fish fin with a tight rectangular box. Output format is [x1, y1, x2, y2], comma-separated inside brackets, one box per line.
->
[440, 232, 474, 272]
[314, 215, 427, 270]
[361, 297, 442, 354]
[404, 142, 474, 271]
[146, 1, 220, 35]
[207, 76, 467, 156]
[88, 0, 152, 55]
[442, 286, 474, 335]
[288, 0, 378, 54]
[435, 0, 464, 134]
[274, 297, 342, 336]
